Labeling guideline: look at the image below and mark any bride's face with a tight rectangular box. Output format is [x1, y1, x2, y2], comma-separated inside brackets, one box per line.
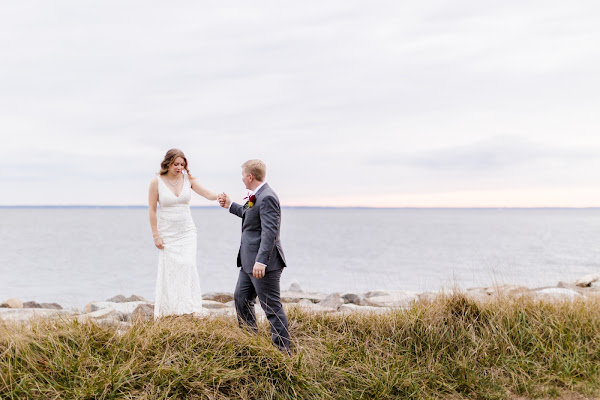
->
[169, 157, 185, 175]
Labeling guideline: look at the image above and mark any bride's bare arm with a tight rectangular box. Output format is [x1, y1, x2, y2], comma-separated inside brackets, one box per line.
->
[148, 178, 164, 249]
[190, 177, 218, 200]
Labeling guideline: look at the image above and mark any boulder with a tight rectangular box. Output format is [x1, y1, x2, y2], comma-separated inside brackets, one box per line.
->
[281, 291, 327, 303]
[318, 293, 343, 311]
[106, 294, 149, 303]
[286, 299, 337, 313]
[287, 281, 303, 292]
[0, 308, 79, 322]
[78, 308, 116, 322]
[131, 304, 154, 321]
[4, 298, 23, 309]
[341, 293, 361, 304]
[534, 288, 581, 300]
[90, 301, 147, 314]
[341, 293, 375, 306]
[202, 300, 229, 310]
[202, 292, 234, 303]
[557, 281, 591, 295]
[21, 301, 62, 309]
[485, 284, 530, 297]
[297, 298, 314, 307]
[84, 302, 94, 313]
[341, 304, 393, 314]
[41, 302, 62, 310]
[366, 291, 417, 308]
[575, 274, 600, 287]
[127, 295, 149, 302]
[106, 294, 127, 303]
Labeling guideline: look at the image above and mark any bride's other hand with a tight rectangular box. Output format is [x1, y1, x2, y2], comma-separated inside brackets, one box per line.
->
[154, 236, 164, 250]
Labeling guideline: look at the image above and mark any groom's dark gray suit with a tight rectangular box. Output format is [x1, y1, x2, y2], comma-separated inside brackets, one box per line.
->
[229, 183, 290, 351]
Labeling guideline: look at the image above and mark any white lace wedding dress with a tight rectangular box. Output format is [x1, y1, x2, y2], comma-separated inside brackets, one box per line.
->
[154, 173, 203, 318]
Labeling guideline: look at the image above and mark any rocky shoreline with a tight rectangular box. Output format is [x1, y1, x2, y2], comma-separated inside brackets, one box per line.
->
[2, 274, 600, 326]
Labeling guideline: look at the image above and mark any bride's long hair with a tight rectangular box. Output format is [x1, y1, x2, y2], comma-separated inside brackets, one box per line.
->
[159, 149, 194, 178]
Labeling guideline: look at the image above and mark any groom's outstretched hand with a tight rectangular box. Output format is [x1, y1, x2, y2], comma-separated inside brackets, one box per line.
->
[218, 193, 231, 208]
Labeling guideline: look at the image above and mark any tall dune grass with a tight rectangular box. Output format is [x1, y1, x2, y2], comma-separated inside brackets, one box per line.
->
[1, 293, 600, 399]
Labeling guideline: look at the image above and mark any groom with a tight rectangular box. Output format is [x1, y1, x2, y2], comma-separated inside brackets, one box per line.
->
[218, 159, 290, 352]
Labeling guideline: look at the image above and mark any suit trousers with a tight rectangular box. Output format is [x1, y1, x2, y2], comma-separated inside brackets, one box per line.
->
[234, 268, 290, 351]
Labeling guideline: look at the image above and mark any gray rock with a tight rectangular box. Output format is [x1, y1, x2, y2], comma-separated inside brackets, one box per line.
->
[341, 304, 393, 314]
[4, 298, 23, 309]
[484, 284, 530, 297]
[297, 298, 314, 306]
[341, 293, 361, 304]
[202, 300, 229, 310]
[126, 295, 149, 302]
[131, 304, 154, 321]
[106, 294, 127, 303]
[116, 312, 130, 322]
[107, 294, 149, 303]
[225, 300, 235, 307]
[341, 293, 376, 306]
[78, 308, 116, 322]
[318, 293, 342, 311]
[288, 281, 303, 292]
[557, 281, 590, 294]
[534, 287, 581, 300]
[202, 292, 234, 303]
[40, 302, 62, 310]
[281, 291, 327, 303]
[366, 291, 418, 308]
[0, 308, 79, 322]
[22, 301, 63, 310]
[575, 274, 600, 287]
[285, 299, 337, 313]
[23, 301, 42, 308]
[84, 302, 94, 313]
[90, 301, 147, 314]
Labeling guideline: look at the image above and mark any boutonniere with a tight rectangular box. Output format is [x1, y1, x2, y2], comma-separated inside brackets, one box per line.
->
[244, 194, 257, 209]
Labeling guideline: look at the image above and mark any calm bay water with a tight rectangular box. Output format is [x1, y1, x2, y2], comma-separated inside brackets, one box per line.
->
[1, 207, 599, 308]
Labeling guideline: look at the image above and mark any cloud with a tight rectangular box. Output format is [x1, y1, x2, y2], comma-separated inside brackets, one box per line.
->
[1, 1, 600, 206]
[371, 136, 595, 171]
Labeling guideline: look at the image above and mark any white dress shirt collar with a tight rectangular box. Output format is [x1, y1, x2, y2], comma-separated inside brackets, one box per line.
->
[250, 181, 267, 195]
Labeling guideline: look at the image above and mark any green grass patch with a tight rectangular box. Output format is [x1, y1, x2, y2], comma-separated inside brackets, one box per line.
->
[1, 293, 600, 399]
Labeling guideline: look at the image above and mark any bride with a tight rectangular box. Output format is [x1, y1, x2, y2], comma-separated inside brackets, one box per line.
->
[148, 149, 218, 318]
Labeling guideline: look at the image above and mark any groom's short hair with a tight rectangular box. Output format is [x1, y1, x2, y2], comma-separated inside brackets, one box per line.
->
[242, 159, 266, 182]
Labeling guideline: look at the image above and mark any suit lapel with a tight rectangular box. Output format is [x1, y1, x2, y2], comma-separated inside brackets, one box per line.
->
[242, 184, 267, 227]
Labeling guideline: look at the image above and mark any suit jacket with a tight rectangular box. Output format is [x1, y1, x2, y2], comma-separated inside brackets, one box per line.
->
[229, 183, 287, 273]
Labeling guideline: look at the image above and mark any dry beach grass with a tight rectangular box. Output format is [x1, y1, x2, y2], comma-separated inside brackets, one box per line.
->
[1, 292, 600, 399]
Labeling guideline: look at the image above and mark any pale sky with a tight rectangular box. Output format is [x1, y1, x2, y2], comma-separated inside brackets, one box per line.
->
[1, 1, 600, 207]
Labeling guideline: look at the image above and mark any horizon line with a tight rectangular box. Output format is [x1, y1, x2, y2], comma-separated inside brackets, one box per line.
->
[1, 205, 600, 210]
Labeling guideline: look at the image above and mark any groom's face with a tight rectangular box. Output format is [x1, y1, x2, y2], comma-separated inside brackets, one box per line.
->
[241, 168, 253, 190]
